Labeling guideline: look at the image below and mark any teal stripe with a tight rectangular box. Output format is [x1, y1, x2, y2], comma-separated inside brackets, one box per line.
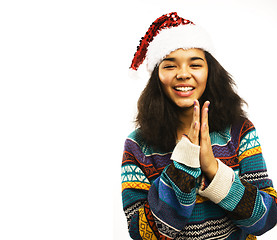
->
[188, 201, 226, 222]
[219, 174, 245, 211]
[210, 126, 231, 146]
[122, 189, 147, 208]
[240, 155, 266, 175]
[174, 161, 201, 178]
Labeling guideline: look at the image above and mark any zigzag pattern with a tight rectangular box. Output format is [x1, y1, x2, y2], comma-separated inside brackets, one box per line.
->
[212, 143, 237, 160]
[124, 200, 145, 226]
[153, 213, 181, 239]
[240, 171, 268, 183]
[125, 138, 172, 168]
[178, 217, 238, 240]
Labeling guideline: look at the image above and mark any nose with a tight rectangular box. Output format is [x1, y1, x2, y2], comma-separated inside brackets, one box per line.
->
[176, 66, 191, 80]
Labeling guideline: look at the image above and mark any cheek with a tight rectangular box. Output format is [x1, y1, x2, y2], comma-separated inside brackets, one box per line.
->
[196, 72, 208, 89]
[158, 71, 173, 87]
[158, 71, 173, 97]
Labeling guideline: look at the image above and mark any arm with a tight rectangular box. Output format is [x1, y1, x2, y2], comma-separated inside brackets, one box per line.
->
[122, 136, 201, 239]
[199, 119, 277, 236]
[148, 137, 201, 239]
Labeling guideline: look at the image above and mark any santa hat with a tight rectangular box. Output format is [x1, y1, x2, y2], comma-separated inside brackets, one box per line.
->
[130, 12, 215, 73]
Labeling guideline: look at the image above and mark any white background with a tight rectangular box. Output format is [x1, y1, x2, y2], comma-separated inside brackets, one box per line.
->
[0, 0, 276, 239]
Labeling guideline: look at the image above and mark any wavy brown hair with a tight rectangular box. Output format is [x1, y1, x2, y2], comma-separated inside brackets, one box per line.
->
[135, 51, 247, 152]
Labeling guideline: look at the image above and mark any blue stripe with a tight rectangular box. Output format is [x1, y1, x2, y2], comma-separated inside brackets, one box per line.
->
[148, 179, 191, 230]
[254, 199, 277, 235]
[155, 177, 195, 218]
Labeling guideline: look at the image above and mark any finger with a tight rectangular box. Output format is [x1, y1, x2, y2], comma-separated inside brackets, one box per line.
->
[201, 101, 210, 126]
[201, 101, 210, 140]
[193, 100, 200, 126]
[189, 100, 200, 145]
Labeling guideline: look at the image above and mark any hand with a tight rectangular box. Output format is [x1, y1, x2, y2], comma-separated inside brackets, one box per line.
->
[186, 100, 201, 145]
[183, 100, 218, 179]
[199, 101, 218, 180]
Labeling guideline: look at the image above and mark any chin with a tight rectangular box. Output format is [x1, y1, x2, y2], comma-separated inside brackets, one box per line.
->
[175, 99, 194, 108]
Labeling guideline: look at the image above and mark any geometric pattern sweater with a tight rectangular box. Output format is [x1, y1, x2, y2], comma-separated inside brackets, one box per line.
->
[121, 118, 277, 239]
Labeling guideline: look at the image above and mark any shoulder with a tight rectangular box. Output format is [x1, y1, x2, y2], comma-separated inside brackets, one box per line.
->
[210, 118, 256, 147]
[124, 129, 172, 156]
[224, 117, 254, 135]
[239, 118, 256, 137]
[231, 118, 262, 158]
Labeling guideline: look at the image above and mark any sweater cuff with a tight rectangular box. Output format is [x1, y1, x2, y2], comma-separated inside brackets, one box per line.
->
[171, 136, 200, 168]
[198, 159, 234, 204]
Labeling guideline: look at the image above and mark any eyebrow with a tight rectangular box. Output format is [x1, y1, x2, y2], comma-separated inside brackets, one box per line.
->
[162, 57, 205, 62]
[162, 57, 176, 62]
[190, 57, 205, 61]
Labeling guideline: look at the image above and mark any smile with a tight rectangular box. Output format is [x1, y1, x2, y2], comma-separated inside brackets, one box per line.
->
[173, 86, 195, 92]
[173, 86, 195, 97]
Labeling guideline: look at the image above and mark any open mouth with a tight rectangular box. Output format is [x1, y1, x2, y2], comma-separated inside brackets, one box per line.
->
[173, 86, 195, 92]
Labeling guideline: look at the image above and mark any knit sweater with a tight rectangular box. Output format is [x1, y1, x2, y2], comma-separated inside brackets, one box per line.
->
[121, 118, 277, 240]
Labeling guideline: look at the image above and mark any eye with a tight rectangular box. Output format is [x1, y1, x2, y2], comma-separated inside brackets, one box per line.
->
[190, 64, 202, 68]
[163, 65, 177, 69]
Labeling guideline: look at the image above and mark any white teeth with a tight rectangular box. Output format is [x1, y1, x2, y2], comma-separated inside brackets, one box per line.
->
[175, 86, 194, 92]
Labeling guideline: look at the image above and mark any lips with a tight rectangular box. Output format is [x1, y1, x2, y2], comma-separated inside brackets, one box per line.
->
[172, 85, 195, 97]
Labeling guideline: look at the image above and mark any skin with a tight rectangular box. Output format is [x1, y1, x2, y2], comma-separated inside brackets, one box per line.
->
[158, 48, 218, 180]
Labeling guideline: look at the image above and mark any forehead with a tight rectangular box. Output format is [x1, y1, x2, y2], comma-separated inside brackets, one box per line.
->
[164, 48, 206, 60]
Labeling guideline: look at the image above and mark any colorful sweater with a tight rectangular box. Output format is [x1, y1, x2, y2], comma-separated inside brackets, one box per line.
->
[121, 119, 277, 240]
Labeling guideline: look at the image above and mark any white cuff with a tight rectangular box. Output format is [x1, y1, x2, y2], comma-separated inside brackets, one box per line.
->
[171, 136, 200, 168]
[198, 159, 234, 204]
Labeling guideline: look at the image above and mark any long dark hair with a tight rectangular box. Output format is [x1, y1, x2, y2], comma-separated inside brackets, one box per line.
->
[135, 51, 247, 152]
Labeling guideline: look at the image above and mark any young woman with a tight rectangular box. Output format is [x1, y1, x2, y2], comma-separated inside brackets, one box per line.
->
[121, 12, 277, 240]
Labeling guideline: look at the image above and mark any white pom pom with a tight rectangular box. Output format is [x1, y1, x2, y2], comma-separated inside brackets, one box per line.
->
[128, 68, 141, 80]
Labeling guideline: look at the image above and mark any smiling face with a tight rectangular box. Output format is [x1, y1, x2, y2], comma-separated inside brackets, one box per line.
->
[158, 48, 208, 109]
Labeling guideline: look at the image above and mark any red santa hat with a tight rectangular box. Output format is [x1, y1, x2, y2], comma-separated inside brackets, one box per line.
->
[130, 12, 215, 73]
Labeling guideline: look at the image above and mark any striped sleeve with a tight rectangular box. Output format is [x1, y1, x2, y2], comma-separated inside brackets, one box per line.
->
[122, 135, 201, 239]
[199, 119, 277, 236]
